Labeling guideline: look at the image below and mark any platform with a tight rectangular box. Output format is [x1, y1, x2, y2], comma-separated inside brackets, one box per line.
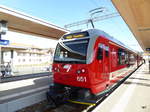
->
[93, 63, 150, 112]
[0, 74, 52, 112]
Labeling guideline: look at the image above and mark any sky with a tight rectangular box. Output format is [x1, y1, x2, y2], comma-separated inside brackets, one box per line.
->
[0, 0, 143, 51]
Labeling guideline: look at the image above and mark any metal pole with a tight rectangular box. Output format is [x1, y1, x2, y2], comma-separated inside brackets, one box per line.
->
[149, 56, 150, 73]
[89, 19, 95, 28]
[0, 34, 1, 82]
[0, 20, 7, 81]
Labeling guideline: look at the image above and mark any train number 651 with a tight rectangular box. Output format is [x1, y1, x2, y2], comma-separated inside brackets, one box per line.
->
[77, 76, 86, 82]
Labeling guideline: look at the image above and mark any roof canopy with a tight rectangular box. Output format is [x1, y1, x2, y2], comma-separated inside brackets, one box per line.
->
[0, 6, 68, 39]
[112, 0, 150, 51]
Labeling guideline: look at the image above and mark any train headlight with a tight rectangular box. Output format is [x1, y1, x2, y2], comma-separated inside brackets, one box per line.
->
[77, 70, 81, 74]
[54, 67, 57, 71]
[77, 68, 86, 74]
[81, 68, 86, 73]
[53, 67, 59, 72]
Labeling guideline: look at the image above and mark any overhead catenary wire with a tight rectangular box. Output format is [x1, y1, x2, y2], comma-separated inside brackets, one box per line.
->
[64, 12, 119, 29]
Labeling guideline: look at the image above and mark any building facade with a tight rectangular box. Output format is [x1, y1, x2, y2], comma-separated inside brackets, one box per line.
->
[1, 43, 55, 76]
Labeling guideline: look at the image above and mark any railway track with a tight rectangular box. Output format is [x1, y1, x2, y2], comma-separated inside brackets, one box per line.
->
[43, 90, 113, 112]
[17, 90, 109, 112]
[44, 103, 88, 112]
[43, 87, 120, 111]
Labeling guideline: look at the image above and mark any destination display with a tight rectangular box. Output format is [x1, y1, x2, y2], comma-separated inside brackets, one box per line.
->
[63, 31, 89, 39]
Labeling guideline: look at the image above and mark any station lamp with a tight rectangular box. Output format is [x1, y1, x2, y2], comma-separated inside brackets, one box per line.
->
[0, 20, 8, 35]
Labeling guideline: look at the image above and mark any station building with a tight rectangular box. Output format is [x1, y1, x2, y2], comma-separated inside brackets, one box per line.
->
[1, 42, 55, 75]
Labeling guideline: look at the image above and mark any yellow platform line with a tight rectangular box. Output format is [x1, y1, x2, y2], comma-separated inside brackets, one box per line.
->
[68, 100, 96, 106]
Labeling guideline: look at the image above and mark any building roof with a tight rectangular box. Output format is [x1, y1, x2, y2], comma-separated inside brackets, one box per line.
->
[0, 6, 68, 39]
[112, 0, 150, 52]
[1, 42, 54, 54]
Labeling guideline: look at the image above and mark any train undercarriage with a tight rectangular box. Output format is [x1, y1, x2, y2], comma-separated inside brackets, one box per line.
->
[46, 83, 113, 107]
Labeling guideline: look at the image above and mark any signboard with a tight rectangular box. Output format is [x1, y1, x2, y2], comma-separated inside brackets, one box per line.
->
[0, 39, 9, 45]
[146, 48, 150, 51]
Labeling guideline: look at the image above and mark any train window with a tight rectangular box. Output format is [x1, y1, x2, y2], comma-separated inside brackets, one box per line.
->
[105, 46, 109, 57]
[118, 48, 126, 65]
[129, 54, 136, 65]
[54, 40, 89, 64]
[97, 44, 103, 60]
[118, 49, 121, 65]
[125, 51, 128, 64]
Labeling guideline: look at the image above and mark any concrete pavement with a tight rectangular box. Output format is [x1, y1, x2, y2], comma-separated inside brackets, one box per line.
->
[93, 63, 150, 112]
[0, 75, 53, 112]
[1, 72, 51, 83]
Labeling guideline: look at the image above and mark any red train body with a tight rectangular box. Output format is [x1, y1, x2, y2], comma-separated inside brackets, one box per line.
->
[47, 29, 142, 106]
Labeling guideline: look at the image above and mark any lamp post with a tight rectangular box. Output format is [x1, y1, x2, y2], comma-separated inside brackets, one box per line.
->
[0, 20, 8, 80]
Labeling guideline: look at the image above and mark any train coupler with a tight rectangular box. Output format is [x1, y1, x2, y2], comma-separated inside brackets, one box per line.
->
[46, 84, 70, 108]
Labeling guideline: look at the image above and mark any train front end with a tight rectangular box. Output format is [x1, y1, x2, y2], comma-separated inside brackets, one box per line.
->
[47, 31, 95, 106]
[53, 34, 90, 88]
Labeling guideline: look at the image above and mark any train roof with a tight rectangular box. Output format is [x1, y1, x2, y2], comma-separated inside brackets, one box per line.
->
[91, 29, 138, 53]
[62, 29, 138, 54]
[72, 29, 137, 54]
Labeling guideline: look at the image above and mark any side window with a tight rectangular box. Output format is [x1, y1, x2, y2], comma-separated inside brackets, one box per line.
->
[97, 44, 103, 60]
[125, 51, 128, 64]
[129, 53, 136, 65]
[118, 49, 122, 65]
[118, 48, 126, 65]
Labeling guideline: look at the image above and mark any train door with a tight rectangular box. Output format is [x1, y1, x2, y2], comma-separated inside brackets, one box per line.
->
[97, 43, 104, 79]
[103, 44, 110, 81]
[97, 43, 110, 82]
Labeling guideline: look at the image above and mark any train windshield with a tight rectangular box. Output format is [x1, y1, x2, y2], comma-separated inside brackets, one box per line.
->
[54, 39, 89, 64]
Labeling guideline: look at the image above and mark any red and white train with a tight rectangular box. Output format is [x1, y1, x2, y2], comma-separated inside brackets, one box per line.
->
[47, 29, 142, 106]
